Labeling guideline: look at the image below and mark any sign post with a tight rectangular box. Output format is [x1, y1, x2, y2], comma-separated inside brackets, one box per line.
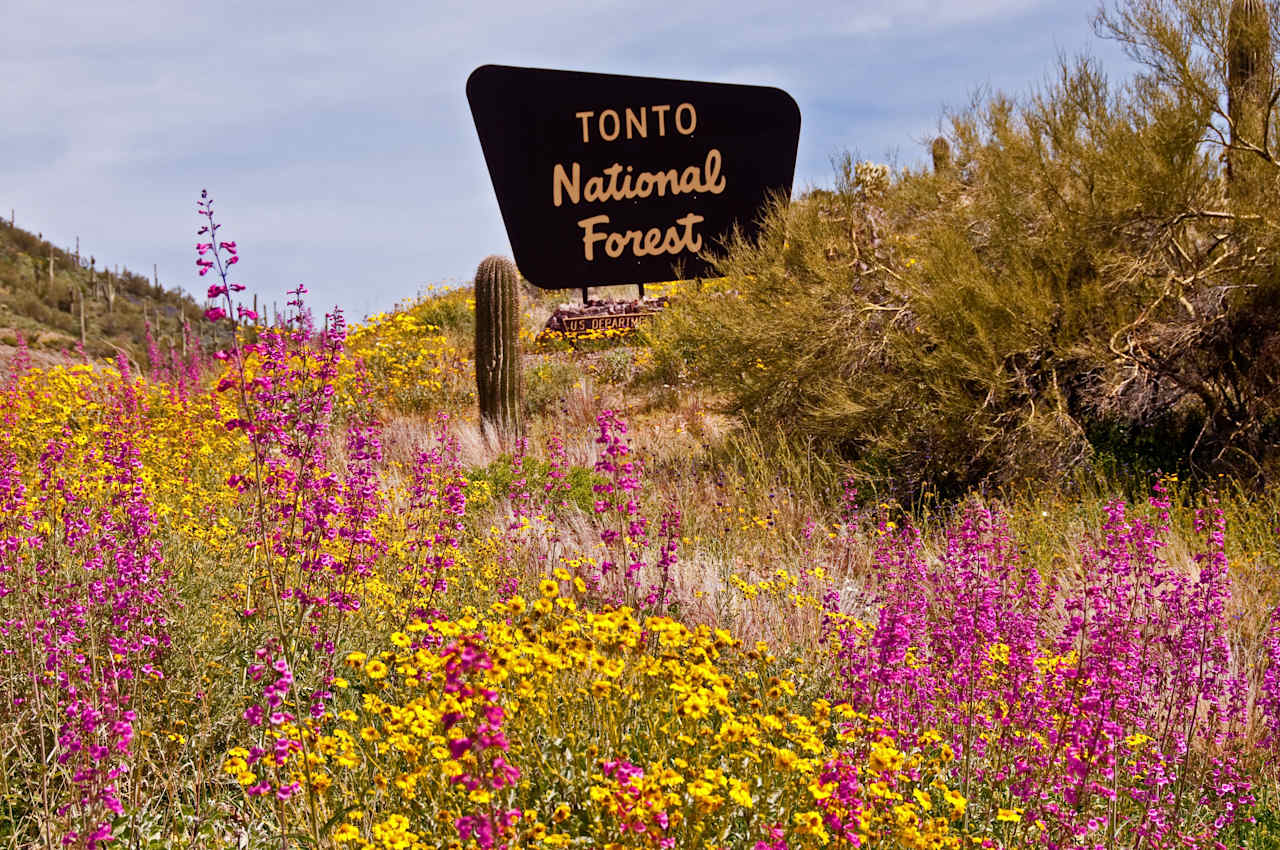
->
[467, 65, 801, 291]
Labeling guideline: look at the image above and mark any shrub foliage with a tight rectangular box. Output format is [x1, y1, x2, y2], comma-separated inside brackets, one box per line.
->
[646, 0, 1280, 496]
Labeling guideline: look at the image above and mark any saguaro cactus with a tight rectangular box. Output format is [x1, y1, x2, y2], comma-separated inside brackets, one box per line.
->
[1227, 0, 1271, 191]
[474, 255, 522, 434]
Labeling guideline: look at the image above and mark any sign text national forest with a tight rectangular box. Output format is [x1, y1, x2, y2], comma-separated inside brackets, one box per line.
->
[466, 65, 801, 290]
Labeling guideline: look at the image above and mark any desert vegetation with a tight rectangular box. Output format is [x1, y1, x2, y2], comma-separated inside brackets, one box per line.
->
[645, 0, 1280, 500]
[0, 216, 218, 368]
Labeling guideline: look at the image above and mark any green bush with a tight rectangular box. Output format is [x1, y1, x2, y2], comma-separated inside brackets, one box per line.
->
[646, 17, 1280, 497]
[523, 358, 583, 420]
[466, 453, 603, 517]
[589, 347, 637, 385]
[1224, 780, 1280, 849]
[411, 286, 474, 338]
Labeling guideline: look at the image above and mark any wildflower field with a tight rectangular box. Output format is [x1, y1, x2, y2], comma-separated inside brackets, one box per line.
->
[1, 194, 1279, 850]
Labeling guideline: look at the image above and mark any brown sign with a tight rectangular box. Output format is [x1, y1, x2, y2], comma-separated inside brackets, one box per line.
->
[560, 312, 653, 334]
[467, 65, 801, 289]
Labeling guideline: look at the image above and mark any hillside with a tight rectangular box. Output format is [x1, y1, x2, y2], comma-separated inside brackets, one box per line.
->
[0, 216, 216, 366]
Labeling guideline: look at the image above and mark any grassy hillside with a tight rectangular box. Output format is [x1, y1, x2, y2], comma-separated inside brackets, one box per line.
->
[0, 216, 216, 366]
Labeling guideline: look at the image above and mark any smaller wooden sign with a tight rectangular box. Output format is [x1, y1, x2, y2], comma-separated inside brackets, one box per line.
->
[561, 312, 653, 334]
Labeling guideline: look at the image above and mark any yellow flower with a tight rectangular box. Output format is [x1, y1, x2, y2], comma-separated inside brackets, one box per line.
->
[943, 788, 966, 816]
[997, 807, 1023, 823]
[868, 738, 905, 774]
[657, 767, 684, 787]
[682, 692, 710, 720]
[1125, 732, 1153, 750]
[793, 810, 828, 840]
[808, 780, 835, 801]
[540, 579, 559, 598]
[365, 659, 389, 680]
[687, 779, 716, 800]
[333, 823, 360, 843]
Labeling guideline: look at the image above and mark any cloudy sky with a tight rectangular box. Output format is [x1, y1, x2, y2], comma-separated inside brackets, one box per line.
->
[1, 0, 1135, 321]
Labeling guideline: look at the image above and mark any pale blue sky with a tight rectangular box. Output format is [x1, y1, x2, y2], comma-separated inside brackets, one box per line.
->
[1, 0, 1134, 321]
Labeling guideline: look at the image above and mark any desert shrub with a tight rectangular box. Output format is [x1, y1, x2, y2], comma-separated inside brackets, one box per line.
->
[51, 281, 76, 314]
[411, 284, 474, 340]
[523, 356, 582, 419]
[120, 269, 151, 297]
[5, 288, 54, 327]
[341, 307, 473, 417]
[97, 310, 129, 339]
[647, 9, 1280, 497]
[588, 347, 638, 385]
[466, 450, 602, 517]
[115, 309, 148, 343]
